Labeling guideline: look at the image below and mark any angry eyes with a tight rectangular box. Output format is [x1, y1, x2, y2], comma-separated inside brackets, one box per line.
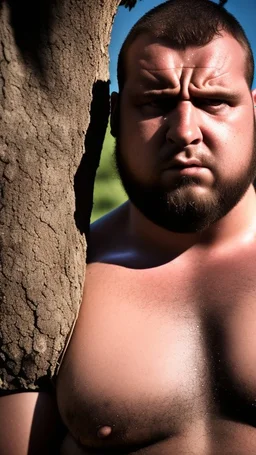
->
[138, 97, 229, 117]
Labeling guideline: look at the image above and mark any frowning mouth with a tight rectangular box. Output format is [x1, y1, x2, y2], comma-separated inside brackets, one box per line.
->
[171, 164, 202, 169]
[166, 161, 209, 176]
[170, 158, 205, 168]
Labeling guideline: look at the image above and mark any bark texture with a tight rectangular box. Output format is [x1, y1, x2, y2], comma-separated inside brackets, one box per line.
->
[0, 0, 119, 390]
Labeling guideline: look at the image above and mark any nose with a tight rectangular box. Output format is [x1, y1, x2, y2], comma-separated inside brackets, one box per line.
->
[165, 101, 202, 147]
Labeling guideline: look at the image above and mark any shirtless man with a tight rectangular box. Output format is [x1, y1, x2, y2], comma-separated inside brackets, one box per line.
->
[1, 0, 256, 453]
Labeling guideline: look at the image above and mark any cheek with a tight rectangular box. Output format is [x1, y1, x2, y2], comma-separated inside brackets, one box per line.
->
[119, 95, 164, 143]
[120, 105, 163, 142]
[119, 112, 165, 177]
[205, 113, 254, 176]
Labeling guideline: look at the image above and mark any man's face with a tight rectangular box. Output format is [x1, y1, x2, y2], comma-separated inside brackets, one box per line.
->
[113, 33, 256, 233]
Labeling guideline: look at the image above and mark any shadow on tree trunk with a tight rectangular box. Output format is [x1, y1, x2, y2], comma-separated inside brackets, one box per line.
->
[74, 79, 111, 238]
[3, 0, 57, 75]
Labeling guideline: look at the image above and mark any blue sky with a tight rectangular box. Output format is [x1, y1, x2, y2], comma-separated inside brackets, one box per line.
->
[109, 0, 256, 92]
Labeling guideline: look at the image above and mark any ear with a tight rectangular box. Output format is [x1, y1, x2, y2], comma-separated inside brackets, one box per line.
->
[252, 89, 256, 117]
[110, 91, 120, 138]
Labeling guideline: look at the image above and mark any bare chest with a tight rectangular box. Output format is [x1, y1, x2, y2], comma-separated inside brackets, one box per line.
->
[57, 253, 256, 451]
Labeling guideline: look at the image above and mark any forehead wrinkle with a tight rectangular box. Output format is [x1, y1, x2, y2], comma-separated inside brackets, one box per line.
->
[205, 71, 231, 87]
[137, 60, 228, 83]
[137, 46, 229, 73]
[193, 64, 243, 90]
[136, 40, 244, 85]
[139, 67, 229, 88]
[128, 32, 246, 75]
[135, 67, 181, 89]
[127, 36, 248, 93]
[139, 70, 171, 87]
[138, 66, 225, 71]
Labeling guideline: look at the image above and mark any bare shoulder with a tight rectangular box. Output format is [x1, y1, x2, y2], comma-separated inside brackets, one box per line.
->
[87, 202, 130, 263]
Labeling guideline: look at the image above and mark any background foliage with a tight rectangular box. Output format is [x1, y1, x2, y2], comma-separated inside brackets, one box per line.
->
[91, 124, 127, 222]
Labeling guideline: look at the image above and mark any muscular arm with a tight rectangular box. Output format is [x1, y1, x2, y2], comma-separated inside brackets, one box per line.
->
[0, 391, 65, 455]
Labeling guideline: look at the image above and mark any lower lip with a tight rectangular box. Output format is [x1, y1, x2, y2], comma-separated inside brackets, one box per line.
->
[170, 166, 208, 176]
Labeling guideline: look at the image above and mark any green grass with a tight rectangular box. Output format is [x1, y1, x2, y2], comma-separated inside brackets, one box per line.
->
[91, 124, 127, 222]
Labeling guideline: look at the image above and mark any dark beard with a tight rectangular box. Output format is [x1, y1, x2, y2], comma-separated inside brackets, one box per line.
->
[114, 135, 256, 234]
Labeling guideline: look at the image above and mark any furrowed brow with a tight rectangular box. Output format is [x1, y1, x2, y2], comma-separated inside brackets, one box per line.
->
[190, 89, 242, 103]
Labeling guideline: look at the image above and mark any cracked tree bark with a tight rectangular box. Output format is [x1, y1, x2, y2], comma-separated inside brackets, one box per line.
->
[0, 0, 120, 390]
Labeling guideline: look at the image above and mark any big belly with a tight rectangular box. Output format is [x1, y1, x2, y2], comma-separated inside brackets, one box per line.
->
[60, 420, 256, 455]
[57, 287, 211, 450]
[56, 263, 256, 454]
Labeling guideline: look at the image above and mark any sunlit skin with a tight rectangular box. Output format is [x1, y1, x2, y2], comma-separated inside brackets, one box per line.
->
[3, 32, 256, 455]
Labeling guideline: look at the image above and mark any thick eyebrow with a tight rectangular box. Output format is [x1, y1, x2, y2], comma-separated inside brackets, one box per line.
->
[132, 88, 242, 103]
[187, 87, 242, 102]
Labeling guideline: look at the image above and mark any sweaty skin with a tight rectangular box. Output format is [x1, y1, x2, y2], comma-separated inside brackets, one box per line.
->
[55, 32, 256, 455]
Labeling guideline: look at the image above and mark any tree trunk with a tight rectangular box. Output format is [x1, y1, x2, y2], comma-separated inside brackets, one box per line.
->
[0, 0, 119, 390]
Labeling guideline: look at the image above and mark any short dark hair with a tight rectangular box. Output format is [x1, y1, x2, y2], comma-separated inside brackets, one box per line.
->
[117, 0, 254, 91]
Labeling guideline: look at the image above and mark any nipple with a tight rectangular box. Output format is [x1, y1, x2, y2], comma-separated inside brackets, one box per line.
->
[97, 425, 112, 439]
